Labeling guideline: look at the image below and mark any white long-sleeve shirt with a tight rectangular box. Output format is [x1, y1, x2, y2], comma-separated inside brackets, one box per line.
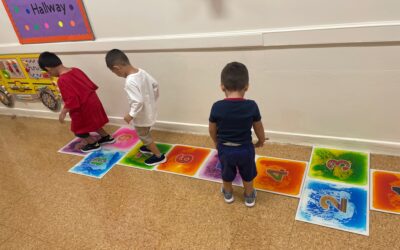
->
[125, 69, 159, 127]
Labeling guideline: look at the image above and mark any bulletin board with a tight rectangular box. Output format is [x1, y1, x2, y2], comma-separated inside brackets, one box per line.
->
[2, 0, 94, 44]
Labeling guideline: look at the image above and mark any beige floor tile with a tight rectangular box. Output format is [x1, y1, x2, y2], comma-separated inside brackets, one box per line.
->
[152, 130, 209, 147]
[235, 194, 297, 250]
[0, 193, 56, 236]
[367, 211, 400, 249]
[37, 205, 128, 249]
[0, 225, 16, 246]
[345, 234, 371, 250]
[1, 115, 400, 249]
[370, 154, 400, 172]
[99, 164, 159, 191]
[102, 218, 163, 249]
[157, 209, 237, 249]
[0, 186, 23, 214]
[288, 221, 351, 250]
[0, 169, 45, 194]
[230, 217, 272, 250]
[0, 171, 45, 194]
[0, 231, 56, 250]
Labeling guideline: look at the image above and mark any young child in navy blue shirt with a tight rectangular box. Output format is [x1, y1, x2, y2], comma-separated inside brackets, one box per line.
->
[209, 62, 265, 207]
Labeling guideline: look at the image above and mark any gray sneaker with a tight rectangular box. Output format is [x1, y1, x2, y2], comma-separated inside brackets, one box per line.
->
[244, 190, 256, 207]
[221, 188, 234, 203]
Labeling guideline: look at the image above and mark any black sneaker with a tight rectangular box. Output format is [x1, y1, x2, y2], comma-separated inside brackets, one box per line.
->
[81, 142, 101, 153]
[97, 135, 116, 145]
[139, 145, 152, 154]
[144, 154, 166, 166]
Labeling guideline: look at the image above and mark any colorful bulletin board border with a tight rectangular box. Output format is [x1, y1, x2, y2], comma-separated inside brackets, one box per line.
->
[296, 179, 369, 236]
[254, 156, 308, 198]
[308, 147, 369, 186]
[2, 0, 94, 44]
[58, 132, 101, 156]
[118, 142, 174, 171]
[196, 150, 243, 186]
[68, 149, 125, 179]
[370, 169, 400, 215]
[156, 144, 212, 177]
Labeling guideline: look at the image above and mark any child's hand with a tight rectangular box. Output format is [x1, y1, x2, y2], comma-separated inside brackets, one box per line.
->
[254, 140, 264, 148]
[59, 112, 66, 123]
[58, 109, 67, 123]
[124, 114, 133, 124]
[59, 107, 69, 124]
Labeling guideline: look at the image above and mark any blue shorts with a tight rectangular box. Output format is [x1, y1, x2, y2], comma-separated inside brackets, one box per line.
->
[217, 143, 257, 182]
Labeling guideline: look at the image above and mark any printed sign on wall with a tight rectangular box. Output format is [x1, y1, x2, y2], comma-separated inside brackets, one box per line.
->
[2, 0, 94, 44]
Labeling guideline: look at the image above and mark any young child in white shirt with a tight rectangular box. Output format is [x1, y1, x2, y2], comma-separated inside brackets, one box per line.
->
[105, 49, 166, 166]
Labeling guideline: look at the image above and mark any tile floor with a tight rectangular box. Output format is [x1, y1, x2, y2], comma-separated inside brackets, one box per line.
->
[0, 115, 399, 249]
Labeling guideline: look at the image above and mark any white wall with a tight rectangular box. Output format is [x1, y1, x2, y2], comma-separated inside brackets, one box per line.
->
[1, 1, 400, 155]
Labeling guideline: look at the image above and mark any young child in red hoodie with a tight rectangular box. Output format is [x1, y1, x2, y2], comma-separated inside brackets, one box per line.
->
[39, 52, 115, 152]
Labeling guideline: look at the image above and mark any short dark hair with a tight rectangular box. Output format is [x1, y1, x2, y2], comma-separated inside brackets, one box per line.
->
[220, 62, 249, 91]
[105, 49, 130, 68]
[38, 52, 62, 70]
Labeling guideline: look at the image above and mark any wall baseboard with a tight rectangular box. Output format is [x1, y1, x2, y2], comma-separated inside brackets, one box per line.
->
[0, 107, 58, 118]
[2, 108, 398, 156]
[153, 120, 400, 157]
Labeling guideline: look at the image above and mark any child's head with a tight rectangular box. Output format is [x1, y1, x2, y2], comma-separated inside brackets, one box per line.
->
[105, 49, 132, 78]
[38, 52, 63, 77]
[220, 62, 249, 92]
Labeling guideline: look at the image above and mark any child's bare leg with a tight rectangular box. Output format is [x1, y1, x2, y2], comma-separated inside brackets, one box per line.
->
[136, 127, 161, 156]
[146, 142, 161, 157]
[95, 128, 115, 145]
[96, 128, 109, 137]
[243, 180, 255, 196]
[223, 181, 233, 193]
[77, 133, 101, 152]
[82, 136, 96, 145]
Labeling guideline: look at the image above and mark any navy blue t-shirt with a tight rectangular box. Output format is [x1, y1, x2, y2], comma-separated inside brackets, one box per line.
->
[209, 98, 261, 144]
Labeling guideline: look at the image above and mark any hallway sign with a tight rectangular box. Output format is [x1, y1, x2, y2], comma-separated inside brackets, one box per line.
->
[2, 0, 94, 44]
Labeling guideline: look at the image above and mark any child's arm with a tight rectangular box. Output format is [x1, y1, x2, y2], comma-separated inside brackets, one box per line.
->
[147, 73, 159, 101]
[253, 121, 265, 147]
[152, 80, 159, 101]
[209, 122, 218, 148]
[59, 107, 69, 123]
[124, 114, 133, 124]
[56, 79, 76, 124]
[125, 82, 143, 124]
